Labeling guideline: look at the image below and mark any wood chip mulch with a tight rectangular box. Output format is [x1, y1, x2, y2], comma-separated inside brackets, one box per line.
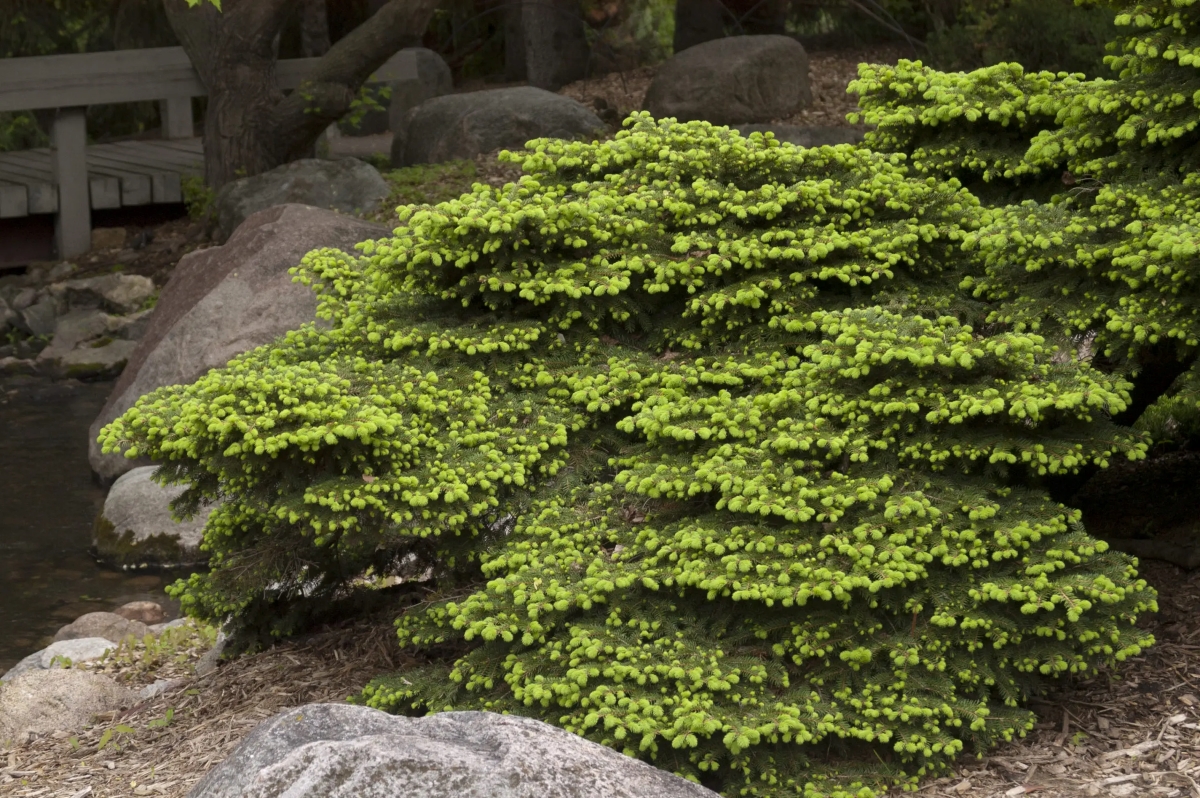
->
[3, 559, 1200, 798]
[0, 615, 406, 798]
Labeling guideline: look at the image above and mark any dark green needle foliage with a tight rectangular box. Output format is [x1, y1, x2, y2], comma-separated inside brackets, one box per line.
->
[103, 108, 1157, 797]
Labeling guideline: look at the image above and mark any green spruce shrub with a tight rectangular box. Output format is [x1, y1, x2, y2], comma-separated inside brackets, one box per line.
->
[852, 0, 1200, 440]
[102, 113, 1156, 796]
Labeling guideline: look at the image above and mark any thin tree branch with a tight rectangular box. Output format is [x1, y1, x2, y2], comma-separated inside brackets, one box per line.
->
[270, 0, 441, 157]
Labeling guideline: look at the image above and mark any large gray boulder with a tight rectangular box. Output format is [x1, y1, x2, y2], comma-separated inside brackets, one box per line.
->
[393, 87, 605, 167]
[188, 704, 720, 798]
[214, 158, 390, 242]
[94, 466, 214, 568]
[88, 204, 389, 482]
[0, 669, 134, 744]
[645, 35, 812, 124]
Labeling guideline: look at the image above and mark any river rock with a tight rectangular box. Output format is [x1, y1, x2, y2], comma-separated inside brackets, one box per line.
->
[188, 703, 721, 798]
[0, 356, 36, 375]
[54, 611, 150, 644]
[0, 296, 17, 331]
[1, 638, 117, 683]
[35, 308, 141, 379]
[94, 466, 213, 568]
[734, 124, 864, 147]
[47, 273, 156, 314]
[644, 35, 812, 124]
[114, 600, 167, 624]
[18, 296, 57, 337]
[393, 87, 605, 167]
[0, 669, 134, 744]
[87, 204, 388, 482]
[213, 158, 390, 242]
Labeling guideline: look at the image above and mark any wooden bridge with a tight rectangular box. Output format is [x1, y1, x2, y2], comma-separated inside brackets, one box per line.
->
[0, 47, 416, 258]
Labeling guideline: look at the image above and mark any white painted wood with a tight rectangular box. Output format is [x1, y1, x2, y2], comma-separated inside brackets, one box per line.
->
[84, 150, 182, 204]
[0, 48, 201, 113]
[0, 183, 28, 218]
[160, 97, 194, 139]
[89, 175, 122, 209]
[27, 183, 58, 215]
[51, 108, 90, 258]
[0, 47, 420, 111]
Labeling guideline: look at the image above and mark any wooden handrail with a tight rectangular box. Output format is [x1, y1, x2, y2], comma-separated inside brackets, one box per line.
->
[0, 46, 418, 258]
[0, 46, 419, 113]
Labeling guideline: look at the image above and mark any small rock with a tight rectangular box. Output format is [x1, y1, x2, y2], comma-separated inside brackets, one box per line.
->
[45, 262, 77, 282]
[213, 158, 390, 243]
[149, 617, 191, 635]
[194, 631, 227, 677]
[18, 297, 57, 337]
[139, 677, 189, 700]
[188, 703, 721, 798]
[0, 296, 17, 331]
[54, 611, 150, 644]
[36, 327, 139, 379]
[10, 286, 37, 311]
[0, 356, 36, 376]
[395, 86, 605, 167]
[0, 669, 134, 744]
[110, 308, 153, 340]
[91, 227, 127, 251]
[94, 466, 216, 568]
[114, 601, 167, 624]
[644, 35, 812, 124]
[48, 273, 156, 315]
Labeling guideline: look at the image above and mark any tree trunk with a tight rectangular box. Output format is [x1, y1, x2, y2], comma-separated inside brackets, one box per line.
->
[521, 0, 590, 90]
[163, 0, 439, 189]
[673, 0, 725, 53]
[300, 0, 332, 57]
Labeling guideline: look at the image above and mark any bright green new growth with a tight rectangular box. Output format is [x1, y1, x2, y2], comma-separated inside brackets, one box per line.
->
[103, 112, 1155, 796]
[852, 0, 1200, 437]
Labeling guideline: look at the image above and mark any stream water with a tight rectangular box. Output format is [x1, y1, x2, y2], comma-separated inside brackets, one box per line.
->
[0, 376, 183, 673]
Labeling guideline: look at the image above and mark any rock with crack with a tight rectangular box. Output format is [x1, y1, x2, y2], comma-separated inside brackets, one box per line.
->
[187, 703, 722, 798]
[214, 159, 390, 243]
[393, 87, 605, 167]
[93, 466, 215, 568]
[644, 35, 812, 125]
[88, 204, 389, 482]
[0, 669, 134, 744]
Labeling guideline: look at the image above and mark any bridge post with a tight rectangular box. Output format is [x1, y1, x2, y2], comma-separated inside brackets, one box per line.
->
[51, 107, 91, 259]
[160, 97, 194, 139]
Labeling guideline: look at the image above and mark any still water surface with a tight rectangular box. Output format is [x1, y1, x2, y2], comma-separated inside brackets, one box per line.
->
[0, 376, 182, 673]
